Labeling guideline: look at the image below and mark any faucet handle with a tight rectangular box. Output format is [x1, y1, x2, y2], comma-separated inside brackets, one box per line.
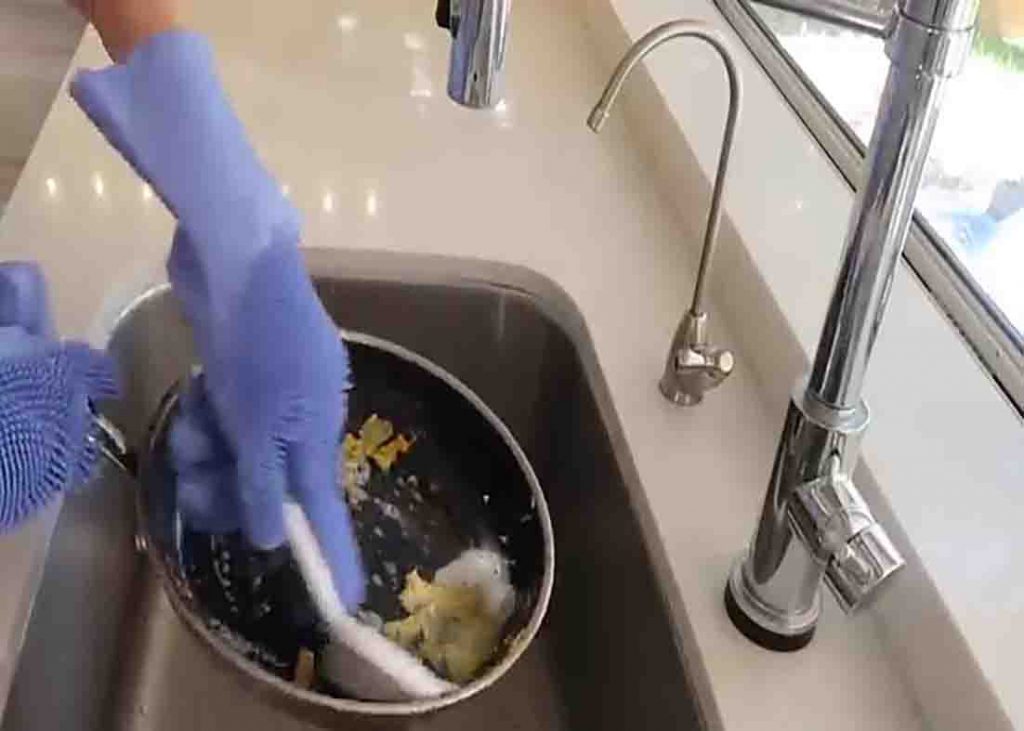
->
[825, 523, 904, 612]
[659, 310, 734, 406]
[790, 463, 905, 613]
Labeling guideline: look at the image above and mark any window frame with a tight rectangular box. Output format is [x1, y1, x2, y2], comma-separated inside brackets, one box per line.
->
[713, 0, 1024, 415]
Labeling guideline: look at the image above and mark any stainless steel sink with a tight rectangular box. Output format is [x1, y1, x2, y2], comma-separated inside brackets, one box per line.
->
[2, 251, 707, 730]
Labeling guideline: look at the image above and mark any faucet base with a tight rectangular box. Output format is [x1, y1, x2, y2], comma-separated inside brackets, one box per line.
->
[657, 310, 735, 406]
[725, 555, 820, 652]
[725, 584, 815, 652]
[659, 375, 704, 405]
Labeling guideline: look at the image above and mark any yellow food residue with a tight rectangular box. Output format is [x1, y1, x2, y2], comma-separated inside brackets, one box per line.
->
[341, 415, 415, 507]
[359, 414, 394, 454]
[383, 571, 502, 684]
[370, 433, 414, 473]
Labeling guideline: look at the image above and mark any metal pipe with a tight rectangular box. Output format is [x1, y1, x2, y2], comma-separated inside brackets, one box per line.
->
[752, 0, 891, 37]
[808, 71, 943, 407]
[587, 21, 742, 317]
[900, 0, 978, 29]
[807, 2, 976, 409]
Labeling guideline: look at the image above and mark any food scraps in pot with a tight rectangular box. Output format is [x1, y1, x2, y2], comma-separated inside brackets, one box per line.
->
[383, 549, 514, 684]
[340, 415, 415, 507]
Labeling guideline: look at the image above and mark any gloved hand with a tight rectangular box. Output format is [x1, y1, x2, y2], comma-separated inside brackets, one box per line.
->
[70, 30, 365, 609]
[166, 238, 366, 614]
[0, 262, 117, 529]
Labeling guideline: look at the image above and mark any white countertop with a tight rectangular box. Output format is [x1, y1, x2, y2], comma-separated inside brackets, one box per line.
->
[0, 0, 926, 728]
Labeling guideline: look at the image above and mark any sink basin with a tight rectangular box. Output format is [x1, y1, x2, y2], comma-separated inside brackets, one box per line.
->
[1, 252, 706, 730]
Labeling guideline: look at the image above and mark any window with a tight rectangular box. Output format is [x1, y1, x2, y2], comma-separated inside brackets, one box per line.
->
[714, 0, 1024, 411]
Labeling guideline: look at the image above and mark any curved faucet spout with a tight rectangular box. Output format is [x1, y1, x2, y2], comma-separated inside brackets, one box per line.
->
[588, 21, 743, 406]
[588, 20, 742, 318]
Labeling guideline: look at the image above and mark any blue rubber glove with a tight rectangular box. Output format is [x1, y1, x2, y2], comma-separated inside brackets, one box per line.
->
[71, 30, 365, 609]
[0, 262, 117, 529]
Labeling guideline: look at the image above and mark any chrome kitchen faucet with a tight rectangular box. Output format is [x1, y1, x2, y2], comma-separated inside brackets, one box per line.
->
[723, 0, 977, 649]
[588, 0, 977, 650]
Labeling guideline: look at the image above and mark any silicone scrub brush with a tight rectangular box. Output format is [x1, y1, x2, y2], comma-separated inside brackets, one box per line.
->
[282, 501, 456, 701]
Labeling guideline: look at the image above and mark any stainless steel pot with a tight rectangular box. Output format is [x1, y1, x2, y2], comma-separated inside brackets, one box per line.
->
[94, 330, 555, 726]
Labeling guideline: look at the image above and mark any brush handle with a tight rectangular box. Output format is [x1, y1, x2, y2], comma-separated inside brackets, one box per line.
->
[283, 501, 455, 700]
